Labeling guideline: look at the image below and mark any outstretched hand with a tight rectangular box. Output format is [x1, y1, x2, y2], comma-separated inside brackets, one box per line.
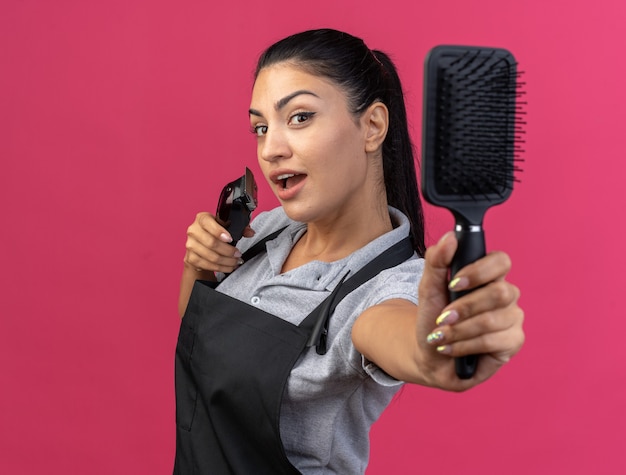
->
[415, 232, 525, 391]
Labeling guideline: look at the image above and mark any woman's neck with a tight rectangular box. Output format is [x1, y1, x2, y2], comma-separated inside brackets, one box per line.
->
[281, 200, 393, 273]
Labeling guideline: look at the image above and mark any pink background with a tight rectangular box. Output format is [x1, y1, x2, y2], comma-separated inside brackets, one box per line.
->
[1, 0, 624, 473]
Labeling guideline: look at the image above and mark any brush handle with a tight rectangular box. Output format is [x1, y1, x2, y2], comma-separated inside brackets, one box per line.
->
[450, 224, 486, 379]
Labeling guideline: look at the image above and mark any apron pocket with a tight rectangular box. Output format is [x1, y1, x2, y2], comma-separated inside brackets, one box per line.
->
[175, 320, 198, 431]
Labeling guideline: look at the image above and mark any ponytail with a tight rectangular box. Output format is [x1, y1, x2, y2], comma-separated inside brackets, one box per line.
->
[372, 50, 425, 256]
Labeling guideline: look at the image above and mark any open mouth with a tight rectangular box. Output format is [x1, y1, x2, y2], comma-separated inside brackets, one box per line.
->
[276, 173, 306, 190]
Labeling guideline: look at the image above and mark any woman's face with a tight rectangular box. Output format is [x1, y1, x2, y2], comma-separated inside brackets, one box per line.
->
[249, 63, 382, 226]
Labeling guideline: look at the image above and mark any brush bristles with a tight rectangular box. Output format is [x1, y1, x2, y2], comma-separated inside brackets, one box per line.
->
[433, 50, 525, 200]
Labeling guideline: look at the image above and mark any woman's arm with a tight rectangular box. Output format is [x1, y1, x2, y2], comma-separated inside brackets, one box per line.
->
[351, 232, 524, 391]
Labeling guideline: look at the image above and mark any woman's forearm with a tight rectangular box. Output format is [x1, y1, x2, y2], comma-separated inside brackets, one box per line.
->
[178, 264, 215, 317]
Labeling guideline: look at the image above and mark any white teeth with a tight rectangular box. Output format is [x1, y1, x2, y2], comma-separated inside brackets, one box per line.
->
[277, 173, 296, 180]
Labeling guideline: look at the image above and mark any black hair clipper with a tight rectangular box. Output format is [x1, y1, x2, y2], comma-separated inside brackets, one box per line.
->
[216, 167, 258, 245]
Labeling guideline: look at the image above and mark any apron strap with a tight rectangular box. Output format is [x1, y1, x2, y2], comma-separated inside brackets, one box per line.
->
[229, 226, 414, 356]
[303, 237, 415, 354]
[213, 227, 288, 286]
[240, 226, 288, 262]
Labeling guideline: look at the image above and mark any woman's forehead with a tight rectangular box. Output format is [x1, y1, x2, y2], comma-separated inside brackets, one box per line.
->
[251, 65, 343, 105]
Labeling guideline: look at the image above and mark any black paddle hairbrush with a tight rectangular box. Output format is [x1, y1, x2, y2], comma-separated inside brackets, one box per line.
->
[421, 45, 525, 379]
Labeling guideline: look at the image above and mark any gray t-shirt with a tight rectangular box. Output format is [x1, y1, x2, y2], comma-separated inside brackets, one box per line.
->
[215, 206, 425, 474]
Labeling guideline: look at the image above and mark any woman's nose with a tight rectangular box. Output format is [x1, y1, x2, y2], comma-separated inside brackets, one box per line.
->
[258, 127, 292, 162]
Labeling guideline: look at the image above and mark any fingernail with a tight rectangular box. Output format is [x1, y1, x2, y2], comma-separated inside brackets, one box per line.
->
[438, 231, 453, 245]
[437, 345, 452, 355]
[426, 330, 444, 344]
[435, 309, 459, 326]
[233, 250, 242, 258]
[449, 276, 469, 291]
[237, 258, 244, 266]
[220, 232, 233, 243]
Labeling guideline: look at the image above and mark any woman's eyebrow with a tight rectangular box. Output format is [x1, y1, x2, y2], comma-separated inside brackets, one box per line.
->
[249, 90, 319, 118]
[275, 90, 319, 110]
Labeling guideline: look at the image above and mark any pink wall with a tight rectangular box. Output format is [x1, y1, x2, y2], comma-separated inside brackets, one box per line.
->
[1, 1, 624, 473]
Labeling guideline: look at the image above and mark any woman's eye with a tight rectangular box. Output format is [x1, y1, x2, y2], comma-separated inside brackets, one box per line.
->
[252, 125, 268, 137]
[288, 112, 314, 125]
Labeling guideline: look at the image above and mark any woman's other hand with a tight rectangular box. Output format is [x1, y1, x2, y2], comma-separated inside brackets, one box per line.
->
[417, 232, 525, 390]
[184, 212, 254, 274]
[178, 212, 255, 316]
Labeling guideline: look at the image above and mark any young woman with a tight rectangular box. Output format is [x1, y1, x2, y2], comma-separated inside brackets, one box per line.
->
[175, 29, 524, 474]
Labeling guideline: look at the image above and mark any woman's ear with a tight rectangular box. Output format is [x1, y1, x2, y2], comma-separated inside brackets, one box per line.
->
[363, 102, 389, 153]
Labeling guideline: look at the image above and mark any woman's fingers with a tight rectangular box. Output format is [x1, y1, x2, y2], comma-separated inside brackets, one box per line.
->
[425, 277, 524, 367]
[185, 247, 242, 274]
[427, 303, 524, 354]
[190, 212, 232, 246]
[417, 232, 458, 330]
[435, 325, 525, 369]
[242, 225, 256, 239]
[420, 232, 458, 294]
[184, 212, 243, 272]
[448, 250, 512, 292]
[447, 279, 520, 323]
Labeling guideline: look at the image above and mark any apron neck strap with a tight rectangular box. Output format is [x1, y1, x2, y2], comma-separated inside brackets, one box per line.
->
[240, 226, 288, 262]
[302, 237, 415, 355]
[239, 227, 415, 356]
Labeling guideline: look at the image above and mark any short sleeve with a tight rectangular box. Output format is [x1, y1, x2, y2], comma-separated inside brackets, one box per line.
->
[353, 256, 424, 385]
